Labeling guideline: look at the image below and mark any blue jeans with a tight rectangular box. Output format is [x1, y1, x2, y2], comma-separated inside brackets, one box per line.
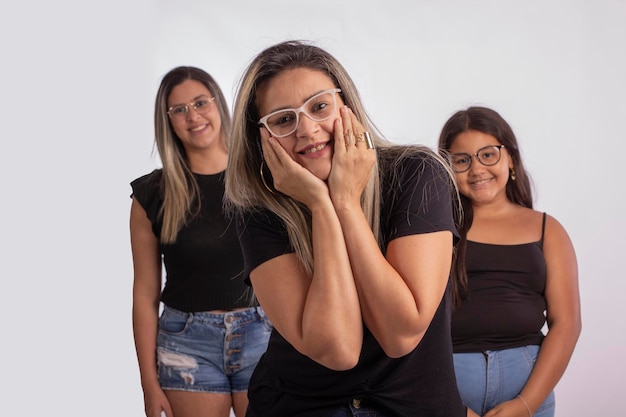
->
[157, 305, 272, 393]
[454, 345, 555, 417]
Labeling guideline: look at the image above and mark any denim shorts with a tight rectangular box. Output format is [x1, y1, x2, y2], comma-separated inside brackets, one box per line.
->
[157, 305, 272, 393]
[454, 345, 555, 417]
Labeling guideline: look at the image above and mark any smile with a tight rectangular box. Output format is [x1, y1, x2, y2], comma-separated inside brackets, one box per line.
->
[301, 142, 328, 155]
[190, 124, 208, 132]
[471, 178, 492, 185]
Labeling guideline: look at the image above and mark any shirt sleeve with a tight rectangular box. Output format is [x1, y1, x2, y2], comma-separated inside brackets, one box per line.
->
[130, 169, 163, 237]
[382, 153, 458, 244]
[236, 208, 294, 285]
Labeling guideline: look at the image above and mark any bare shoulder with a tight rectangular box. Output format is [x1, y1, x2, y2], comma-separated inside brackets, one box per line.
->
[542, 214, 578, 272]
[543, 213, 575, 248]
[515, 206, 544, 225]
[514, 208, 545, 242]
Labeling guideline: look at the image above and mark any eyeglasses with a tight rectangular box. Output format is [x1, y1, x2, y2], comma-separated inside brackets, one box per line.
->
[257, 88, 341, 138]
[167, 96, 216, 120]
[449, 145, 505, 173]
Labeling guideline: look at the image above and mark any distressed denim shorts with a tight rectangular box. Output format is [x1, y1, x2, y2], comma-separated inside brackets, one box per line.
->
[157, 305, 272, 393]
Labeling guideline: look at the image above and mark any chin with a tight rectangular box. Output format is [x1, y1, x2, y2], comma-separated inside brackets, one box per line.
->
[314, 164, 332, 181]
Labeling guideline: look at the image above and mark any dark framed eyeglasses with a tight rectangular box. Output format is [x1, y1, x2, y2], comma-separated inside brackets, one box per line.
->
[449, 145, 505, 173]
[167, 95, 216, 120]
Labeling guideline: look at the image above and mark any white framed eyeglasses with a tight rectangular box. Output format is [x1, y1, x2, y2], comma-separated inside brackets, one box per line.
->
[167, 96, 216, 120]
[257, 88, 342, 138]
[449, 145, 505, 173]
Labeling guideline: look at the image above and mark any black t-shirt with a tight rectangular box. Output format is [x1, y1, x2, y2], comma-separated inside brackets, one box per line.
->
[237, 150, 465, 417]
[131, 169, 252, 312]
[451, 215, 548, 352]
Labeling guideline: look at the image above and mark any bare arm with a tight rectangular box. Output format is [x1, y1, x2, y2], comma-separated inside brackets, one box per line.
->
[250, 196, 363, 370]
[251, 125, 363, 370]
[130, 198, 173, 417]
[328, 109, 453, 358]
[484, 214, 581, 417]
[337, 200, 452, 358]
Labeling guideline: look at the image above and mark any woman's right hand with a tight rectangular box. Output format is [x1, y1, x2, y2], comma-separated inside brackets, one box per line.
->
[259, 127, 329, 207]
[467, 406, 481, 417]
[143, 384, 173, 417]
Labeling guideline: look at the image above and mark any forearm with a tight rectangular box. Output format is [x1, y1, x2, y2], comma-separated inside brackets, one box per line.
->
[519, 321, 581, 412]
[300, 198, 363, 368]
[133, 295, 161, 390]
[335, 204, 436, 357]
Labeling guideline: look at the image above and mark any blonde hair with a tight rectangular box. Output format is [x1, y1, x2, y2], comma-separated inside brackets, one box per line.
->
[225, 41, 458, 276]
[153, 66, 231, 243]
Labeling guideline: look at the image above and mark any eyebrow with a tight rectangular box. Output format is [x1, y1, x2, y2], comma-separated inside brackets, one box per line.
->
[266, 89, 332, 114]
[451, 145, 501, 154]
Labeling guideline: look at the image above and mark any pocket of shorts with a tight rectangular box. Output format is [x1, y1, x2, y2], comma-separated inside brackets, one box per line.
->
[521, 345, 540, 368]
[262, 315, 274, 332]
[159, 309, 192, 335]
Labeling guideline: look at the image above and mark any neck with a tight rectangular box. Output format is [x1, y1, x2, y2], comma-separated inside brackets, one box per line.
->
[471, 199, 519, 219]
[187, 145, 229, 175]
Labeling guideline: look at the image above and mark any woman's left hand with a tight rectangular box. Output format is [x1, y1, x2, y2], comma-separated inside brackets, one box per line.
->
[328, 106, 377, 209]
[483, 398, 531, 417]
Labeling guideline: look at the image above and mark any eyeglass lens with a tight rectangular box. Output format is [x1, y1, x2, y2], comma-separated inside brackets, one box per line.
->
[262, 90, 338, 138]
[450, 145, 502, 173]
[168, 96, 213, 119]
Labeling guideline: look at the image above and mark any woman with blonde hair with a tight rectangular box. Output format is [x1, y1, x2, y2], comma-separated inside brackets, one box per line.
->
[130, 66, 271, 417]
[225, 40, 467, 417]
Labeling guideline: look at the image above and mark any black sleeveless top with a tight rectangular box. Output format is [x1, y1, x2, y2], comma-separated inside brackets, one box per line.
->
[451, 213, 548, 353]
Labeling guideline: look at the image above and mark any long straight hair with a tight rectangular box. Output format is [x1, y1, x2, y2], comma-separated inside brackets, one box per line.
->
[225, 40, 386, 275]
[438, 106, 533, 306]
[225, 40, 457, 277]
[154, 66, 231, 243]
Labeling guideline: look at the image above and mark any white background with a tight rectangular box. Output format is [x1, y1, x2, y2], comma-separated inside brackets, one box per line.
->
[1, 1, 623, 416]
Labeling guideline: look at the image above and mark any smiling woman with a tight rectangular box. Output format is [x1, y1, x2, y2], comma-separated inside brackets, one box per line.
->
[224, 40, 467, 417]
[129, 66, 271, 417]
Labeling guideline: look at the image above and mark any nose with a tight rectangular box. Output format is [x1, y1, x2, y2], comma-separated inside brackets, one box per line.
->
[295, 110, 318, 138]
[186, 106, 202, 121]
[467, 154, 484, 174]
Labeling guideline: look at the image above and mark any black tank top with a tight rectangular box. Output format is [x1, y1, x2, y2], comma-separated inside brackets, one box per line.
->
[451, 213, 547, 352]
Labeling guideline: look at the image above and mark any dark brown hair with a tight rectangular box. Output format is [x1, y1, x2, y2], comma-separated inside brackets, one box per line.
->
[438, 106, 533, 306]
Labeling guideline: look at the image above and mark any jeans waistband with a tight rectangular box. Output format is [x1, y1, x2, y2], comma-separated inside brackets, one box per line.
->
[163, 305, 265, 324]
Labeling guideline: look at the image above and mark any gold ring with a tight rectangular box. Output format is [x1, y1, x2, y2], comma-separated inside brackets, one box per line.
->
[363, 132, 374, 149]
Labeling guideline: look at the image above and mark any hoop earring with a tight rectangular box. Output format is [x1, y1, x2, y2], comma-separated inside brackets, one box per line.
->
[510, 167, 517, 181]
[260, 160, 276, 194]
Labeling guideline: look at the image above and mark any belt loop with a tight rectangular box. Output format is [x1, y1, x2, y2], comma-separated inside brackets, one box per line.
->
[256, 305, 265, 318]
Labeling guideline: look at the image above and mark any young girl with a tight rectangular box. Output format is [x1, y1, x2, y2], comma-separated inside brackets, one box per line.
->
[439, 106, 581, 417]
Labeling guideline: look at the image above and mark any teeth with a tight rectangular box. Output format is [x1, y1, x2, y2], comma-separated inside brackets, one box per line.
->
[303, 143, 326, 154]
[191, 125, 206, 132]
